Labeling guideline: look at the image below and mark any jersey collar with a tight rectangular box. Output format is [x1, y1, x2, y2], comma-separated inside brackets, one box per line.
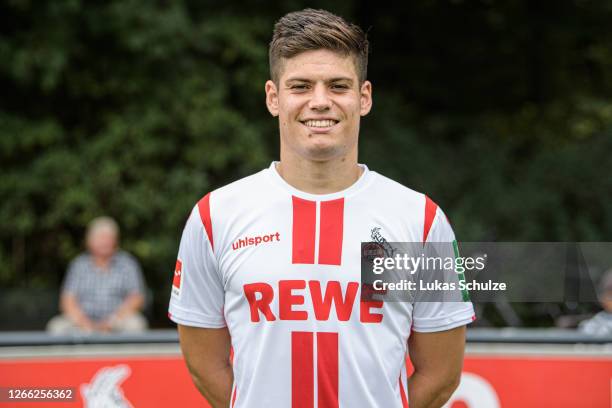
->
[267, 161, 373, 201]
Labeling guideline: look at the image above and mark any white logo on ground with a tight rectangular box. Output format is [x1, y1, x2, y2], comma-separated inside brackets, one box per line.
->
[81, 364, 134, 408]
[443, 372, 500, 408]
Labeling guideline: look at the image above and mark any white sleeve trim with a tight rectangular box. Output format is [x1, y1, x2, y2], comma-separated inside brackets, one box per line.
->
[169, 303, 227, 328]
[412, 305, 475, 333]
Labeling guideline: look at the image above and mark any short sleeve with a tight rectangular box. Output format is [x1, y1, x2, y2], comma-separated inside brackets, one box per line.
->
[168, 203, 226, 328]
[411, 208, 475, 333]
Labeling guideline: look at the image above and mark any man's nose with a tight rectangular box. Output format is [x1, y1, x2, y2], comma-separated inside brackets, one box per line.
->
[308, 84, 331, 111]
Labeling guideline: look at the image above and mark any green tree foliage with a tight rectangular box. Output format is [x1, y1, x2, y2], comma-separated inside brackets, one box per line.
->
[359, 0, 612, 242]
[0, 1, 274, 321]
[1, 0, 611, 327]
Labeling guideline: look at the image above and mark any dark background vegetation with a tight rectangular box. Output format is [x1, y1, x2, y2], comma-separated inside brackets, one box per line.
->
[1, 0, 611, 329]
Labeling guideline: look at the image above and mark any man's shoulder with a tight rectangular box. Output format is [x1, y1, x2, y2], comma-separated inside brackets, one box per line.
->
[186, 168, 274, 237]
[367, 170, 429, 210]
[113, 250, 140, 267]
[370, 171, 424, 198]
[69, 253, 91, 270]
[214, 168, 270, 198]
[194, 168, 270, 208]
[366, 170, 453, 240]
[370, 171, 451, 215]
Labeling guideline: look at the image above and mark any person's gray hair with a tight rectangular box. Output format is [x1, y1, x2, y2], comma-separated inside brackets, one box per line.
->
[86, 216, 119, 238]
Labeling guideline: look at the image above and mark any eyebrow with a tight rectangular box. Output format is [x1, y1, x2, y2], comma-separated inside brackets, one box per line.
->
[284, 77, 354, 86]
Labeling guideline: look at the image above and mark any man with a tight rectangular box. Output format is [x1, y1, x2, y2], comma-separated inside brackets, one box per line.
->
[169, 9, 474, 408]
[48, 216, 148, 334]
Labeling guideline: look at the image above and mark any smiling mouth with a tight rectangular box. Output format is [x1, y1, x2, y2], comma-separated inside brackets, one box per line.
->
[300, 119, 339, 128]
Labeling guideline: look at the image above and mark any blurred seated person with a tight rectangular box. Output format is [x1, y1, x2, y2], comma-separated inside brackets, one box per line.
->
[47, 216, 148, 334]
[578, 269, 612, 336]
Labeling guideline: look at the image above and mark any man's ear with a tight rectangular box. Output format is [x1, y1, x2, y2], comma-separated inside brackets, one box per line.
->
[265, 80, 279, 117]
[360, 80, 373, 116]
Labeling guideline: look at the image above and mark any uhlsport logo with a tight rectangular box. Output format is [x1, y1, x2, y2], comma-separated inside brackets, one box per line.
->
[172, 259, 182, 297]
[232, 232, 280, 251]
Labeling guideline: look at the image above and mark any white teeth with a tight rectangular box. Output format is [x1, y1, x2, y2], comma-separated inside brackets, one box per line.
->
[304, 120, 336, 128]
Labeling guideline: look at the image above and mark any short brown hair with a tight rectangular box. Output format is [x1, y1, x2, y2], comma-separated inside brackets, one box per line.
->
[269, 9, 369, 85]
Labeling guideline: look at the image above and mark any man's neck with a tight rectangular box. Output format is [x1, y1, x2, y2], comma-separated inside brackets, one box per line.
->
[91, 255, 112, 270]
[276, 154, 363, 195]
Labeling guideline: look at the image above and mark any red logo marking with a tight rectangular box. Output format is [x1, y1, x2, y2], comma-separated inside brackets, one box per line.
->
[173, 259, 182, 289]
[232, 232, 280, 251]
[243, 280, 383, 323]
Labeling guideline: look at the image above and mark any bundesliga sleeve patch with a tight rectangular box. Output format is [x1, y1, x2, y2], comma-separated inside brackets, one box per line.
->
[172, 259, 182, 297]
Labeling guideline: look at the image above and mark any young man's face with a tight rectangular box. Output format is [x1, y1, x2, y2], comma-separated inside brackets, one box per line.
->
[265, 49, 372, 162]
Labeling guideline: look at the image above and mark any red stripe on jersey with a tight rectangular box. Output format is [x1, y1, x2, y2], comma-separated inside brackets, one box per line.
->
[198, 192, 214, 251]
[399, 374, 409, 408]
[292, 331, 314, 408]
[423, 195, 438, 243]
[318, 198, 344, 265]
[230, 348, 237, 407]
[292, 196, 316, 264]
[317, 332, 339, 408]
[231, 386, 238, 408]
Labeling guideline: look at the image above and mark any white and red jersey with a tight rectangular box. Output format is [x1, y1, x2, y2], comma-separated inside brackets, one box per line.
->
[169, 162, 474, 408]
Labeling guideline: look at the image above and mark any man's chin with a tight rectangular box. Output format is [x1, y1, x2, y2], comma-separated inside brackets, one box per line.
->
[301, 144, 343, 162]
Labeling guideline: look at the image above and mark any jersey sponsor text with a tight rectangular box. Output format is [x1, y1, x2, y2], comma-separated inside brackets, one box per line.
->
[243, 279, 384, 323]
